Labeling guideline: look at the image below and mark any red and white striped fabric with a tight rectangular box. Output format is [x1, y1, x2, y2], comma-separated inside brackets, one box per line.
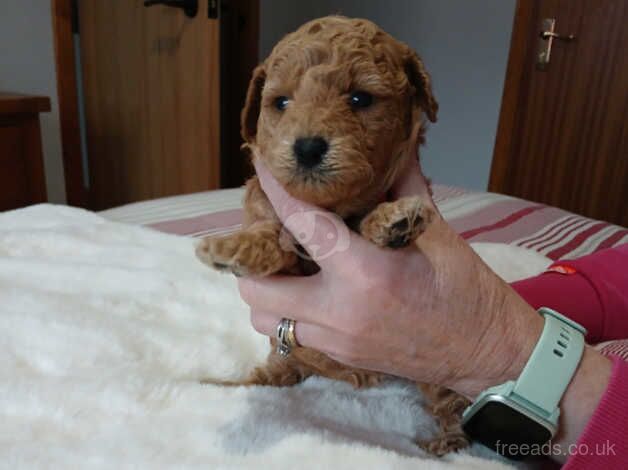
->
[101, 184, 628, 261]
[597, 340, 628, 361]
[99, 187, 245, 239]
[101, 185, 628, 357]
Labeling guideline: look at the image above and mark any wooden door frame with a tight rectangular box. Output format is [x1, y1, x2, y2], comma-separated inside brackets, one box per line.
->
[51, 0, 87, 207]
[488, 0, 538, 193]
[50, 0, 259, 208]
[220, 0, 259, 187]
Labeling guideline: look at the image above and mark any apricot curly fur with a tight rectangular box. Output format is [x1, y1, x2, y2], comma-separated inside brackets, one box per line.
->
[198, 16, 469, 455]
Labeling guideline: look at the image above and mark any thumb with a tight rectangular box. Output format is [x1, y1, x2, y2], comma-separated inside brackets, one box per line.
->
[391, 122, 434, 204]
[253, 157, 359, 267]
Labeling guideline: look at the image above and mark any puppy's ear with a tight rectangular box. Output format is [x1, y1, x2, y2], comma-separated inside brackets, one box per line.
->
[405, 51, 438, 123]
[241, 65, 266, 143]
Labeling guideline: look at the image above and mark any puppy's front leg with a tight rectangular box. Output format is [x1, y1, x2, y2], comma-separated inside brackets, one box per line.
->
[196, 176, 298, 277]
[359, 196, 434, 248]
[196, 221, 297, 277]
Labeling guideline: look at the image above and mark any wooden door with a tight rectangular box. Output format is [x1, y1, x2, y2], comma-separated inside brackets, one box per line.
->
[490, 0, 628, 227]
[78, 0, 220, 210]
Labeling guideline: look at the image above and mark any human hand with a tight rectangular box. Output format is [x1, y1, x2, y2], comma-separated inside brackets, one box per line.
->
[238, 157, 543, 398]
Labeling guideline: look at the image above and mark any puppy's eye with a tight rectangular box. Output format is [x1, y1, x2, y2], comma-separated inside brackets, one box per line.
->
[274, 96, 290, 111]
[349, 91, 373, 109]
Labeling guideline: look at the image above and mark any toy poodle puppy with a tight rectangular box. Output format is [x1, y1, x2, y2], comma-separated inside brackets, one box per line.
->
[197, 16, 469, 456]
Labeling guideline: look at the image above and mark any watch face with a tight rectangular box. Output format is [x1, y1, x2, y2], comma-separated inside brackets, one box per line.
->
[462, 400, 553, 460]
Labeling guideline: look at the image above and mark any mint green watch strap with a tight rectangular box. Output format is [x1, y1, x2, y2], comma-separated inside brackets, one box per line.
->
[512, 307, 587, 419]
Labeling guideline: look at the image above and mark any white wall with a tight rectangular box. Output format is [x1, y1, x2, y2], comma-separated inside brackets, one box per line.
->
[260, 0, 516, 190]
[0, 0, 67, 203]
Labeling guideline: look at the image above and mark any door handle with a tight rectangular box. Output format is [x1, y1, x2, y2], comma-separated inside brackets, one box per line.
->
[537, 18, 576, 69]
[541, 31, 576, 41]
[143, 0, 198, 18]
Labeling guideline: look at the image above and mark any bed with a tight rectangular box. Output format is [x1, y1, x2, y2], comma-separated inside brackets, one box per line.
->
[1, 185, 626, 469]
[100, 184, 627, 260]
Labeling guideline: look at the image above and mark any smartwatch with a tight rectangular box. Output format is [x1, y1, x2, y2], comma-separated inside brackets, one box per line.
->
[461, 307, 586, 460]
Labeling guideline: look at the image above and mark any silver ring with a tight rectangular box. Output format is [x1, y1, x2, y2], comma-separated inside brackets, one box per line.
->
[276, 318, 298, 357]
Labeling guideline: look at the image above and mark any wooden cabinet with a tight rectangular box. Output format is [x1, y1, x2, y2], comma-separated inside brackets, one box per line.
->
[0, 93, 50, 211]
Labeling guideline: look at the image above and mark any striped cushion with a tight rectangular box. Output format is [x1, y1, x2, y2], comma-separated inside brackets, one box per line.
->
[100, 185, 628, 358]
[597, 340, 628, 361]
[101, 184, 627, 261]
[441, 191, 628, 261]
[99, 187, 245, 238]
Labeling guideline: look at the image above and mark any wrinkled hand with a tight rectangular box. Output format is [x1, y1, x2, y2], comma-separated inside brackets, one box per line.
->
[238, 156, 543, 398]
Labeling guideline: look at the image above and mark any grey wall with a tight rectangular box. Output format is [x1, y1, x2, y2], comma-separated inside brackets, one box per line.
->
[260, 0, 334, 59]
[260, 0, 516, 190]
[0, 0, 513, 203]
[0, 0, 67, 203]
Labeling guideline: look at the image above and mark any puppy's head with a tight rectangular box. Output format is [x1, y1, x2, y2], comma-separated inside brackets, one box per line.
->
[242, 16, 437, 217]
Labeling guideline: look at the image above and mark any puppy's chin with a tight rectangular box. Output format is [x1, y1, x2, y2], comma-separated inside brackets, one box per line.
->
[285, 175, 351, 206]
[256, 147, 379, 216]
[281, 170, 380, 216]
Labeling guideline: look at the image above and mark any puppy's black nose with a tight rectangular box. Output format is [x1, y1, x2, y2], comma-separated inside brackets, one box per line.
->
[293, 136, 328, 169]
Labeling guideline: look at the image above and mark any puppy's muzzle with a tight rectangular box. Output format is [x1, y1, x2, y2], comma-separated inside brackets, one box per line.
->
[293, 136, 328, 169]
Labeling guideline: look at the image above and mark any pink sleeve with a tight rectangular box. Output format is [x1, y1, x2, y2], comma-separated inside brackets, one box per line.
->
[511, 244, 628, 467]
[563, 356, 628, 469]
[511, 243, 628, 343]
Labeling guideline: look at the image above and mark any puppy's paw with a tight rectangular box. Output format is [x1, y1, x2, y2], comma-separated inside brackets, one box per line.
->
[418, 431, 470, 457]
[359, 196, 434, 248]
[195, 228, 296, 277]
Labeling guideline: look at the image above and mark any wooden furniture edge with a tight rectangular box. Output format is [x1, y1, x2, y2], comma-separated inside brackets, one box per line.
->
[51, 0, 88, 207]
[488, 0, 537, 193]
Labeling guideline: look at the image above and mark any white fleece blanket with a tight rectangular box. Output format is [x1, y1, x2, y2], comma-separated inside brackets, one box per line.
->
[0, 204, 551, 470]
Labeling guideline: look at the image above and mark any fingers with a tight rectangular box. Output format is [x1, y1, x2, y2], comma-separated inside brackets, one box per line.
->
[391, 123, 433, 202]
[238, 274, 330, 326]
[249, 309, 334, 351]
[392, 157, 427, 198]
[253, 158, 360, 269]
[253, 157, 321, 226]
[391, 156, 433, 202]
